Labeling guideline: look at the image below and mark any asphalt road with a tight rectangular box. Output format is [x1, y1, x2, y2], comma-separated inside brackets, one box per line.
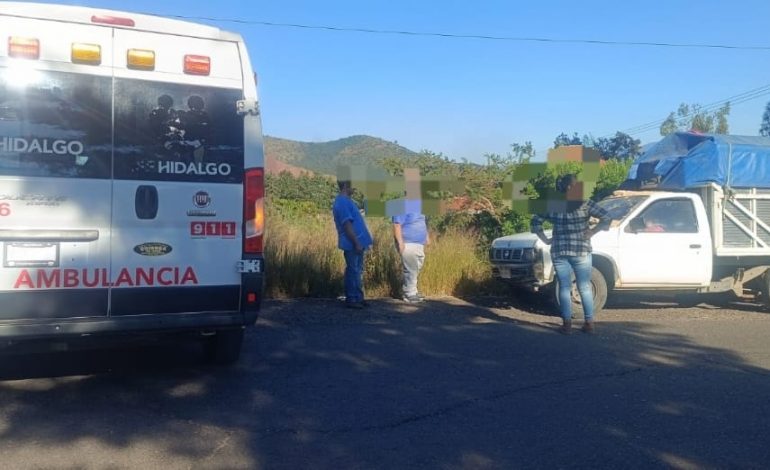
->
[0, 294, 769, 469]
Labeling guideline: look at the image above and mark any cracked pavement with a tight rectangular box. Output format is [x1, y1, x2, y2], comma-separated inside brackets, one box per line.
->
[0, 294, 769, 469]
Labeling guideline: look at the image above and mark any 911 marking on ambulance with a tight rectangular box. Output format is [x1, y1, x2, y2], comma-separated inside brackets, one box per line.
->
[12, 266, 199, 289]
[190, 221, 237, 238]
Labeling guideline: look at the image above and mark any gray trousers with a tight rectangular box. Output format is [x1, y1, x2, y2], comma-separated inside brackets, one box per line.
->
[401, 243, 425, 297]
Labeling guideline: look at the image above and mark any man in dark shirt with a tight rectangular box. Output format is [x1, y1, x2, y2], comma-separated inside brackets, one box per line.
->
[531, 174, 612, 334]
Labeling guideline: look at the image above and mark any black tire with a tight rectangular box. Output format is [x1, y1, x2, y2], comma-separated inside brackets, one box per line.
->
[204, 328, 244, 365]
[553, 266, 608, 319]
[761, 269, 770, 307]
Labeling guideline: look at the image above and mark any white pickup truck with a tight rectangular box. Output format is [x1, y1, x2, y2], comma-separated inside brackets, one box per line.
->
[490, 183, 770, 315]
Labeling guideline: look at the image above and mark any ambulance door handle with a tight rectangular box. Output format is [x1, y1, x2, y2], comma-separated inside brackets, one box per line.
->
[135, 185, 159, 220]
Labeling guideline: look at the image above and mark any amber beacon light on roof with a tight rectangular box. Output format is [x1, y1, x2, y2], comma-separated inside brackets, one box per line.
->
[127, 48, 155, 70]
[71, 43, 101, 65]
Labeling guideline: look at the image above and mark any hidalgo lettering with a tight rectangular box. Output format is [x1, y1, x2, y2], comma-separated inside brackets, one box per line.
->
[12, 267, 199, 289]
[0, 137, 84, 156]
[158, 161, 231, 176]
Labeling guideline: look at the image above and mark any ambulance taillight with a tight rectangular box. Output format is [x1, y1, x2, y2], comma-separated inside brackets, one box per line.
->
[244, 168, 264, 254]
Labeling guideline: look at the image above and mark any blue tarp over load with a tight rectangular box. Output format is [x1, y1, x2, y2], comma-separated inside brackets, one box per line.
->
[625, 132, 770, 189]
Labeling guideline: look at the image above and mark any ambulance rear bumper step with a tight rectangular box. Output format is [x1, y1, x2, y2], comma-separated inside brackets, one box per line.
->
[0, 310, 258, 340]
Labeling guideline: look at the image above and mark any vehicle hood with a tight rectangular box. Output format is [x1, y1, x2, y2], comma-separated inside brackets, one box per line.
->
[492, 230, 552, 249]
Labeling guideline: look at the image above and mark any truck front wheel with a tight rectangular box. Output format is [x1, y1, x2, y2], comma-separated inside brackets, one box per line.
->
[761, 269, 770, 307]
[553, 267, 608, 319]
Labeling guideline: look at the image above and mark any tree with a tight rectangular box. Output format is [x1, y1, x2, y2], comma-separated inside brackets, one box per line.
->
[659, 102, 731, 136]
[592, 159, 635, 200]
[379, 151, 457, 178]
[593, 132, 642, 160]
[715, 102, 730, 134]
[553, 132, 582, 147]
[509, 141, 535, 164]
[759, 101, 770, 137]
[660, 113, 678, 136]
[266, 171, 338, 213]
[581, 134, 597, 148]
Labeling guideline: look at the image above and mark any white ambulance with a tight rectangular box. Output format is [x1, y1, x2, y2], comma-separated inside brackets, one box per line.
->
[0, 3, 265, 363]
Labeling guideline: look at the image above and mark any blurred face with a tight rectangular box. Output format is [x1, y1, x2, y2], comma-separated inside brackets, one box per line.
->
[565, 180, 582, 200]
[339, 182, 353, 195]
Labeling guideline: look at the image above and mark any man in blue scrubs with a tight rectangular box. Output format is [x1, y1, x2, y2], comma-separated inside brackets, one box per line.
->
[332, 180, 373, 309]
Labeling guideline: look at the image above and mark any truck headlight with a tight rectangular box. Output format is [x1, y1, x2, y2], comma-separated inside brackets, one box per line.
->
[522, 248, 535, 262]
[533, 259, 544, 280]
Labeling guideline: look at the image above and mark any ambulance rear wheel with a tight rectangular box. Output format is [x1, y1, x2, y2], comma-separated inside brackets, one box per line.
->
[204, 328, 244, 365]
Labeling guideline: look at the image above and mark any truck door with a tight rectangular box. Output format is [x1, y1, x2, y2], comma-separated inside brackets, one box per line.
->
[618, 197, 712, 286]
[0, 18, 113, 320]
[110, 29, 245, 316]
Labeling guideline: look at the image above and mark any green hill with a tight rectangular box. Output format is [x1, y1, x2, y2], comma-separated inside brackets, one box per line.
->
[264, 135, 420, 174]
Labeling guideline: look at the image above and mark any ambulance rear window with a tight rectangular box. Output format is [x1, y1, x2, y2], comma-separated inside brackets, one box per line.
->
[0, 68, 111, 179]
[113, 79, 244, 184]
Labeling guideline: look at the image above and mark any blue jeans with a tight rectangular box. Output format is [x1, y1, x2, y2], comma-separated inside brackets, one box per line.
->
[343, 250, 365, 303]
[553, 254, 595, 322]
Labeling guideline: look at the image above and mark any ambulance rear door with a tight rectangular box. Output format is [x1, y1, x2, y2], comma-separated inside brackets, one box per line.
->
[110, 29, 245, 316]
[0, 15, 113, 321]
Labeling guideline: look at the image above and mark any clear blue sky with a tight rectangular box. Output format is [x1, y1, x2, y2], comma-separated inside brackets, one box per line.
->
[50, 0, 770, 162]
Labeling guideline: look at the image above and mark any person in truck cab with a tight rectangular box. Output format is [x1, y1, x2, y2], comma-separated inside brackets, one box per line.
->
[531, 174, 613, 335]
[643, 216, 666, 233]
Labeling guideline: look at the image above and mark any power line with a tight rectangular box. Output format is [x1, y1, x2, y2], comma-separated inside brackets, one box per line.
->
[621, 85, 770, 136]
[157, 13, 770, 51]
[533, 82, 770, 156]
[535, 83, 770, 155]
[622, 84, 770, 133]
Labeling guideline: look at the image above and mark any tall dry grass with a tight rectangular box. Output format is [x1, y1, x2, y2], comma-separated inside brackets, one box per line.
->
[264, 211, 501, 299]
[419, 229, 498, 297]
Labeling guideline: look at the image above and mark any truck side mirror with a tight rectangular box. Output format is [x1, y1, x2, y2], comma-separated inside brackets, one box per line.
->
[628, 217, 645, 233]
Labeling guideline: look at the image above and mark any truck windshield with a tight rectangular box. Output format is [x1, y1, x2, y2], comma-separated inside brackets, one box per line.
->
[596, 195, 647, 220]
